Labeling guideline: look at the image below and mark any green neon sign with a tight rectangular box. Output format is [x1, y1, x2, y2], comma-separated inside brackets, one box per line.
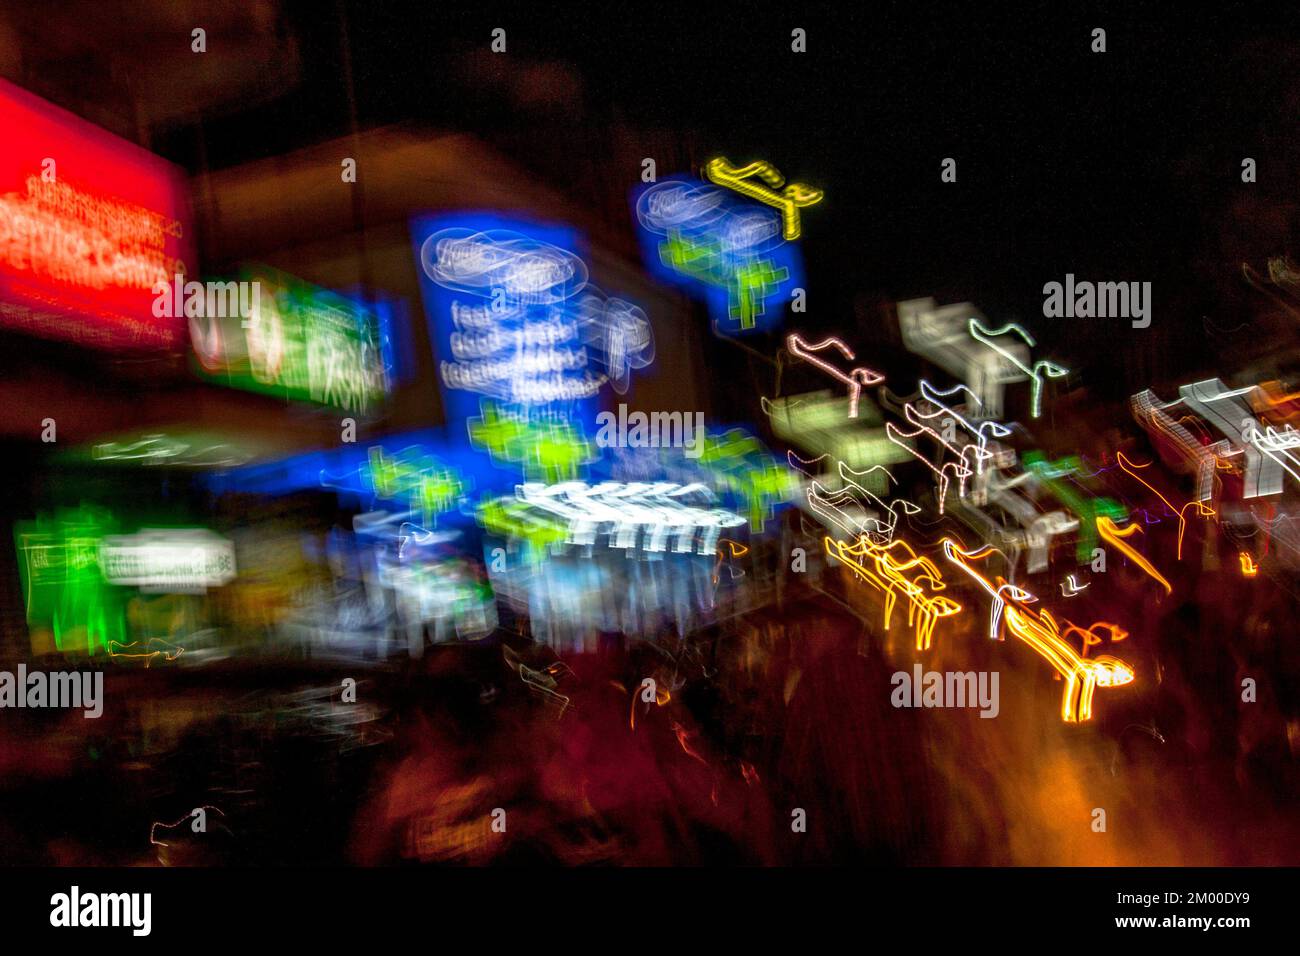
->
[192, 265, 387, 413]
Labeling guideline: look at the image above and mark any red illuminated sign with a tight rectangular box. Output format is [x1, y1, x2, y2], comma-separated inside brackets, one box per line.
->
[0, 79, 194, 349]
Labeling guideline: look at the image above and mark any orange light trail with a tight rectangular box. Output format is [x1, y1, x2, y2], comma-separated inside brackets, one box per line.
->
[1004, 604, 1135, 722]
[630, 681, 672, 731]
[1060, 620, 1128, 658]
[108, 638, 184, 667]
[1115, 451, 1215, 560]
[939, 538, 1135, 722]
[825, 534, 961, 651]
[1097, 515, 1173, 595]
[713, 538, 749, 585]
[669, 719, 709, 764]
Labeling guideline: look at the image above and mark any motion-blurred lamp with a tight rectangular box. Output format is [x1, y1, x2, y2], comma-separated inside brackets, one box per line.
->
[0, 79, 194, 350]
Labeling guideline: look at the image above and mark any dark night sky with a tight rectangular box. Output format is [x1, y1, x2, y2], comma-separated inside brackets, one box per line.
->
[157, 1, 1300, 405]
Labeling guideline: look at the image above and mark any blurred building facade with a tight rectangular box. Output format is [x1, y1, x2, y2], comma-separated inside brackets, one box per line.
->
[0, 2, 712, 656]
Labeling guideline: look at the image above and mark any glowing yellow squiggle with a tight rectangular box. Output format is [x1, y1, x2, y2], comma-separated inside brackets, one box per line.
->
[704, 157, 823, 240]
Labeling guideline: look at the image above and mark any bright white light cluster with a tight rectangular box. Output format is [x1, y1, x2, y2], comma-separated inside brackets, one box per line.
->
[99, 529, 236, 592]
[422, 227, 652, 405]
[516, 481, 746, 555]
